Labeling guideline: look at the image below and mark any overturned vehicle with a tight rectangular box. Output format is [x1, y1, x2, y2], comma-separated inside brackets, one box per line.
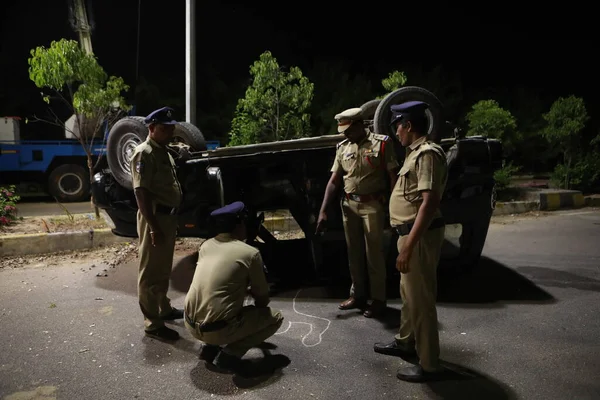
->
[92, 87, 503, 284]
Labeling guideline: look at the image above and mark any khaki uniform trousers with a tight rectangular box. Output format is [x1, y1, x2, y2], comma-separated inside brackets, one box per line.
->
[185, 306, 284, 358]
[395, 226, 445, 371]
[137, 210, 178, 331]
[341, 197, 386, 302]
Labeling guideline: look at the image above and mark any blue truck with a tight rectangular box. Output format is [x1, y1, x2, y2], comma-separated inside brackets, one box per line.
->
[0, 116, 220, 202]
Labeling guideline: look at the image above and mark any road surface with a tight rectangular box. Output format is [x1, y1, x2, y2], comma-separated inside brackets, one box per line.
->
[1, 209, 599, 400]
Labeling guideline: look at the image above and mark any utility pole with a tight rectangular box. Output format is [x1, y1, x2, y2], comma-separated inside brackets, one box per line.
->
[185, 0, 197, 125]
[71, 0, 94, 55]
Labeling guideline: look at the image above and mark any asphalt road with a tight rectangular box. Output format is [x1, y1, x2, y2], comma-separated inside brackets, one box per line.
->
[1, 209, 599, 400]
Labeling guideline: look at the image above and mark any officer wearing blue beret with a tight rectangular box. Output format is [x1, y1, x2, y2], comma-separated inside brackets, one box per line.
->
[130, 106, 184, 341]
[373, 100, 448, 382]
[183, 201, 284, 375]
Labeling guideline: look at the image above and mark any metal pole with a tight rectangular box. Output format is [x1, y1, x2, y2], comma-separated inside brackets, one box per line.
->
[185, 0, 196, 125]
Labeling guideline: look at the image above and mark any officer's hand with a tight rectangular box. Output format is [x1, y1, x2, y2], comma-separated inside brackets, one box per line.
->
[315, 211, 328, 234]
[150, 229, 164, 247]
[396, 243, 413, 273]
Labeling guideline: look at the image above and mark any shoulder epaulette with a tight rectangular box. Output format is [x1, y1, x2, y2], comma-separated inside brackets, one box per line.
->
[371, 133, 390, 141]
[336, 138, 349, 148]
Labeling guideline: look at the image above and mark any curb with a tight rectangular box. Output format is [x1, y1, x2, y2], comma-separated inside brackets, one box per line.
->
[585, 195, 600, 207]
[492, 201, 540, 216]
[539, 190, 586, 210]
[0, 229, 131, 258]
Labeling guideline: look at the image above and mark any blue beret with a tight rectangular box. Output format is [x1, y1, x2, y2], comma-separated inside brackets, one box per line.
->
[144, 106, 178, 125]
[210, 201, 246, 218]
[389, 101, 429, 126]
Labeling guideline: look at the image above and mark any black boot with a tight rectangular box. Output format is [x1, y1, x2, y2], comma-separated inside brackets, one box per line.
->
[199, 344, 221, 363]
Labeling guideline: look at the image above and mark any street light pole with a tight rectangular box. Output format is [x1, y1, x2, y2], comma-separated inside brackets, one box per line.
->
[185, 0, 196, 124]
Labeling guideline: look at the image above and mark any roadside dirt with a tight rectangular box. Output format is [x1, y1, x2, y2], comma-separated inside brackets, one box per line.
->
[0, 214, 108, 236]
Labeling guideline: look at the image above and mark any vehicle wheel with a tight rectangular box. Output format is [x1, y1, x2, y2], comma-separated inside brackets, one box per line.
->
[173, 122, 206, 151]
[360, 99, 381, 120]
[47, 164, 90, 202]
[106, 117, 148, 191]
[373, 86, 445, 143]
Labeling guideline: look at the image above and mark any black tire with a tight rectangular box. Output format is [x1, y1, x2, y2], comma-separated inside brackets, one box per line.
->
[360, 99, 381, 120]
[47, 164, 90, 202]
[373, 86, 445, 143]
[173, 121, 206, 151]
[106, 117, 148, 191]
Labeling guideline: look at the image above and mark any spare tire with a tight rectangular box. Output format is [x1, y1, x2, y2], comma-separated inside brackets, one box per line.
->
[173, 122, 206, 151]
[373, 86, 445, 143]
[360, 99, 381, 120]
[106, 116, 148, 190]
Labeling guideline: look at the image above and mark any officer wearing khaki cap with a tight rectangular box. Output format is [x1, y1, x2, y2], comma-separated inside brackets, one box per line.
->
[316, 107, 399, 318]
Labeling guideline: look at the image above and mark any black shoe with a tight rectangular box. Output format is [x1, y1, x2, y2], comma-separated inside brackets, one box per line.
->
[145, 326, 180, 341]
[199, 344, 221, 363]
[210, 351, 245, 374]
[161, 308, 184, 320]
[373, 339, 417, 357]
[396, 365, 445, 383]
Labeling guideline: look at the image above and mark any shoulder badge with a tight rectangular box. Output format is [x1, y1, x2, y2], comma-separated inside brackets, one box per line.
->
[371, 133, 390, 141]
[336, 138, 349, 149]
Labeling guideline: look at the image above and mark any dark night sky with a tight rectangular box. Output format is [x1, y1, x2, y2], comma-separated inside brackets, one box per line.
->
[1, 0, 598, 138]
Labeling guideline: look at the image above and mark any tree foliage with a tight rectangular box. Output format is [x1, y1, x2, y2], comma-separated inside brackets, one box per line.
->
[465, 99, 519, 153]
[228, 51, 314, 145]
[28, 38, 131, 211]
[542, 95, 589, 189]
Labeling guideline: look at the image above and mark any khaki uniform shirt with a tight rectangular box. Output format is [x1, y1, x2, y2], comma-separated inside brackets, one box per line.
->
[184, 233, 270, 324]
[389, 135, 448, 225]
[331, 130, 399, 195]
[130, 137, 182, 208]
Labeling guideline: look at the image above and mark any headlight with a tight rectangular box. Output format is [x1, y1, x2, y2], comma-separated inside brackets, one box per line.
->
[93, 173, 103, 183]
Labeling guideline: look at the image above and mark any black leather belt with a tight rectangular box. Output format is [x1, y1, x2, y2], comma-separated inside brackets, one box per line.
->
[185, 313, 228, 333]
[156, 204, 178, 215]
[392, 217, 445, 236]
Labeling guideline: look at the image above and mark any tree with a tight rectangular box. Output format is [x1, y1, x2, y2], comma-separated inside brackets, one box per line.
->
[28, 38, 131, 212]
[542, 95, 589, 189]
[380, 70, 407, 94]
[465, 99, 518, 154]
[228, 51, 314, 145]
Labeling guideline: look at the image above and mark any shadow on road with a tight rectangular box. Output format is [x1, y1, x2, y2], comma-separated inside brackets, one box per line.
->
[425, 360, 518, 400]
[436, 256, 557, 306]
[96, 239, 557, 311]
[190, 350, 291, 394]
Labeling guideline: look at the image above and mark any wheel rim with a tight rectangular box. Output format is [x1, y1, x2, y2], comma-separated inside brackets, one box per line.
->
[58, 172, 83, 196]
[118, 132, 142, 175]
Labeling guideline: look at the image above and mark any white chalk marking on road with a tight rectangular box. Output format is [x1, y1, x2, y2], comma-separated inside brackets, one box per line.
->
[275, 289, 332, 348]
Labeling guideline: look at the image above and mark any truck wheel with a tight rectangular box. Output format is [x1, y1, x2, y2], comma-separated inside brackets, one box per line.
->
[173, 122, 206, 151]
[48, 164, 90, 202]
[106, 117, 148, 191]
[360, 99, 381, 120]
[373, 86, 445, 143]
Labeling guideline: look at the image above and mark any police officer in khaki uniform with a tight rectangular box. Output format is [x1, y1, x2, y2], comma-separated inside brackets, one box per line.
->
[131, 106, 184, 342]
[184, 201, 284, 375]
[373, 101, 448, 382]
[316, 107, 399, 318]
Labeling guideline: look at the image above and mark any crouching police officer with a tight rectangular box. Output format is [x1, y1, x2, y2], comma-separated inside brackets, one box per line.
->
[316, 107, 399, 318]
[373, 101, 448, 382]
[131, 106, 184, 342]
[184, 201, 284, 374]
